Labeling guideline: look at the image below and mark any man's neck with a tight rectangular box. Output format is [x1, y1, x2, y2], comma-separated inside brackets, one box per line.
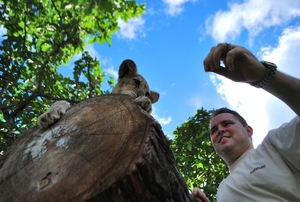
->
[226, 144, 254, 167]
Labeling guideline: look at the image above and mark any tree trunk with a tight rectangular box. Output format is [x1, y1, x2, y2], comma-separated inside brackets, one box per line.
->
[0, 94, 193, 202]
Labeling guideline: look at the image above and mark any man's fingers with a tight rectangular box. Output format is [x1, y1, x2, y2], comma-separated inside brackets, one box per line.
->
[203, 43, 235, 72]
[203, 47, 216, 72]
[209, 66, 231, 78]
[212, 43, 227, 69]
[224, 46, 244, 71]
[191, 188, 211, 202]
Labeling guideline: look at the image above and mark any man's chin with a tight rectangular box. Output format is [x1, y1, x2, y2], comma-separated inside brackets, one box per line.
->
[217, 140, 234, 153]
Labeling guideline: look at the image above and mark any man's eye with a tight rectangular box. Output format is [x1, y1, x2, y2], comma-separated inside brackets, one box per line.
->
[223, 122, 234, 128]
[223, 122, 231, 126]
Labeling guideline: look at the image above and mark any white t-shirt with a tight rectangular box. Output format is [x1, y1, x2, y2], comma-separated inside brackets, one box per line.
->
[217, 116, 300, 202]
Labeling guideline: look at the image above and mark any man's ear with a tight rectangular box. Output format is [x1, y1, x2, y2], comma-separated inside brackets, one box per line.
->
[118, 59, 138, 79]
[246, 125, 253, 138]
[150, 91, 160, 103]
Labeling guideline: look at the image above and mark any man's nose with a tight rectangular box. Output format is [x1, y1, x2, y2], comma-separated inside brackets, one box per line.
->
[217, 126, 226, 135]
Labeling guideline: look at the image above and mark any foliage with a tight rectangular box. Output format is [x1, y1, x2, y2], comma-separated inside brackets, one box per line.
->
[0, 0, 145, 155]
[170, 108, 229, 201]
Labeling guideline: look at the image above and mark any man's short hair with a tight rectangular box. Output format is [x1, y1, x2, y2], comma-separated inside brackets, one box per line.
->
[211, 107, 248, 127]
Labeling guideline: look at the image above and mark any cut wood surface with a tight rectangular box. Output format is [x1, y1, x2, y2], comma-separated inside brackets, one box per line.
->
[0, 94, 193, 202]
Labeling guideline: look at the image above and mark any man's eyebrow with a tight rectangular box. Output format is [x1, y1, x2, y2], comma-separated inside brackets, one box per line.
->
[221, 119, 234, 123]
[210, 119, 235, 129]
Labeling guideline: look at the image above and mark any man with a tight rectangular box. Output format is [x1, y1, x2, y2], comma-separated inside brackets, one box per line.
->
[192, 43, 300, 202]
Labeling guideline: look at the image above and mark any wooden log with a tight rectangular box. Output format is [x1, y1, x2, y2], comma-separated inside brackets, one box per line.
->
[0, 94, 193, 202]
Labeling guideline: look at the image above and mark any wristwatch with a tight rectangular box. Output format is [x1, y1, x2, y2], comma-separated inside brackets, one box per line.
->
[250, 61, 277, 88]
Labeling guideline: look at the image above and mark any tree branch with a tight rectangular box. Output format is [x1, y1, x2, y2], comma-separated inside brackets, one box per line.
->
[39, 93, 81, 104]
[10, 91, 39, 119]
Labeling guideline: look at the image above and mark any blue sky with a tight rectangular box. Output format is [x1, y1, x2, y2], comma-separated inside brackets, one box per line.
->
[2, 0, 300, 147]
[85, 0, 300, 147]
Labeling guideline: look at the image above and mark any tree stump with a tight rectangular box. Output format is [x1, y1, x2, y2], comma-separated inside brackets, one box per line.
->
[0, 94, 193, 202]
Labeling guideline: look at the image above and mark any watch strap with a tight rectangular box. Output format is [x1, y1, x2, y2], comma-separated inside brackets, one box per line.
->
[251, 61, 277, 88]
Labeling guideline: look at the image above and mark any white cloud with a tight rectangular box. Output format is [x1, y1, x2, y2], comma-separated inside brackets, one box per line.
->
[116, 18, 145, 40]
[68, 44, 118, 79]
[163, 0, 196, 16]
[259, 26, 300, 75]
[146, 7, 156, 16]
[66, 44, 102, 70]
[152, 106, 172, 126]
[258, 26, 300, 129]
[187, 95, 203, 109]
[85, 45, 101, 58]
[85, 45, 118, 78]
[210, 26, 300, 147]
[205, 0, 300, 42]
[105, 66, 118, 79]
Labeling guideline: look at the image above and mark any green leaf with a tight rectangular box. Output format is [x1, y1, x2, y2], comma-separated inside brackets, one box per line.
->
[41, 43, 52, 52]
[171, 108, 229, 201]
[0, 0, 145, 155]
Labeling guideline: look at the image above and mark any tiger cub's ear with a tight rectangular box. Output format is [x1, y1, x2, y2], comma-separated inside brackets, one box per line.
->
[149, 91, 160, 103]
[118, 59, 138, 79]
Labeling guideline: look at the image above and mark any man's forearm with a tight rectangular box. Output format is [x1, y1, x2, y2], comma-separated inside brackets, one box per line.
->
[264, 70, 300, 117]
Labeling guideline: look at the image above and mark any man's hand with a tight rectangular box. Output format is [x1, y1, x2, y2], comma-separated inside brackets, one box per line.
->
[203, 43, 266, 84]
[191, 188, 210, 202]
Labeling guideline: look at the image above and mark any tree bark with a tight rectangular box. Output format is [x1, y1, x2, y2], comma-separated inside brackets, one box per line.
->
[0, 94, 193, 202]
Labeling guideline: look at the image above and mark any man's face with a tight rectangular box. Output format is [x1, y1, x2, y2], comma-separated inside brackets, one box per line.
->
[210, 113, 253, 163]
